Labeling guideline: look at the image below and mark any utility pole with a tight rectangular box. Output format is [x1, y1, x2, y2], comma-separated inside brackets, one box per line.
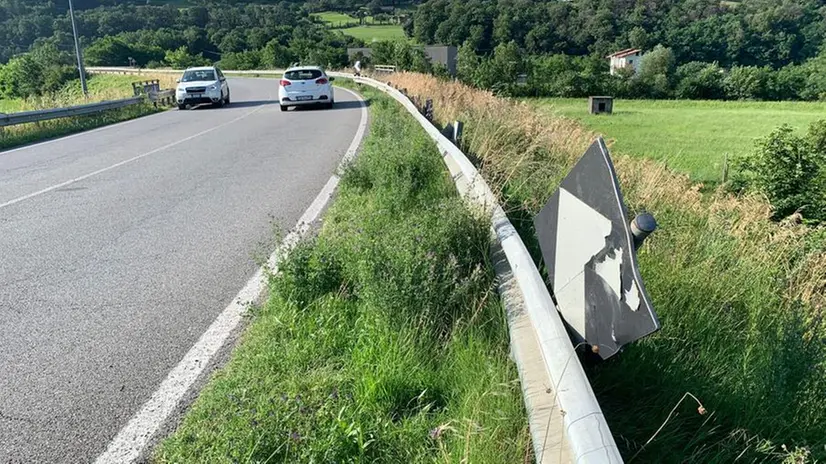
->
[68, 0, 88, 96]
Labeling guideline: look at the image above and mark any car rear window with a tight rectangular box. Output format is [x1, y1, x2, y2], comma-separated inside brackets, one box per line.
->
[284, 69, 323, 81]
[181, 70, 216, 82]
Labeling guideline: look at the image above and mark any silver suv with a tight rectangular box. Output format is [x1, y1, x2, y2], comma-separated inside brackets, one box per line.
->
[175, 66, 230, 109]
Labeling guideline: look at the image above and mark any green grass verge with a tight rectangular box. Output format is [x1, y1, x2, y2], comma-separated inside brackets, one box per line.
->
[533, 97, 826, 183]
[155, 87, 530, 463]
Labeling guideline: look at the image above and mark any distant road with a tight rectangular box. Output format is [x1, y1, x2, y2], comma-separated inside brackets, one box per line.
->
[0, 78, 364, 463]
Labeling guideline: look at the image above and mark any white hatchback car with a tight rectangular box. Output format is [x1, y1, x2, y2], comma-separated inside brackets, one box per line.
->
[175, 66, 230, 109]
[278, 67, 335, 111]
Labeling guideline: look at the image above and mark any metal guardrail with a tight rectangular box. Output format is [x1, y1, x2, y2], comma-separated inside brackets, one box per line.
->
[88, 67, 286, 76]
[0, 97, 144, 128]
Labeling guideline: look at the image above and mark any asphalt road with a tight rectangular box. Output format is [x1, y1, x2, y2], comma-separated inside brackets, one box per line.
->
[0, 78, 364, 463]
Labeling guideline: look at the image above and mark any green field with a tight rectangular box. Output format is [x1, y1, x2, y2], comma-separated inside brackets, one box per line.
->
[315, 10, 407, 42]
[315, 11, 357, 24]
[336, 24, 407, 42]
[533, 98, 826, 182]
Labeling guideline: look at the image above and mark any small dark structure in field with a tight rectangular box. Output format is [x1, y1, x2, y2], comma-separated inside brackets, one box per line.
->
[589, 96, 613, 114]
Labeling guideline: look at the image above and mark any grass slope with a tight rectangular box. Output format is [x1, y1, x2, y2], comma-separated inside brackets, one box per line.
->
[534, 98, 826, 183]
[0, 74, 176, 151]
[155, 87, 530, 463]
[392, 72, 826, 463]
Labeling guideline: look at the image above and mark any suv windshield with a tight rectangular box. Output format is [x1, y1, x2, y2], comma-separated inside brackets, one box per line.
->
[285, 69, 323, 80]
[181, 70, 216, 82]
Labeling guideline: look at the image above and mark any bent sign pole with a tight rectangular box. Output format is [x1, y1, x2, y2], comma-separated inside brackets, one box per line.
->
[534, 138, 660, 359]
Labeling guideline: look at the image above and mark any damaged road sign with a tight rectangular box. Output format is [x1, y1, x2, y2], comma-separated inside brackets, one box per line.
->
[534, 138, 660, 359]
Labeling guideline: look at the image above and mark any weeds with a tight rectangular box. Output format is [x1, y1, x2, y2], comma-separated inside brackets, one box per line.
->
[155, 88, 529, 463]
[388, 72, 826, 462]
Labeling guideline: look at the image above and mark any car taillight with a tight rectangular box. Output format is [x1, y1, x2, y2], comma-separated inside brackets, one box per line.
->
[280, 80, 291, 86]
[315, 78, 328, 85]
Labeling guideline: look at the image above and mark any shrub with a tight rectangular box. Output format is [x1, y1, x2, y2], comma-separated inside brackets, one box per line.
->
[0, 44, 78, 99]
[675, 61, 725, 99]
[735, 122, 826, 221]
[725, 65, 772, 100]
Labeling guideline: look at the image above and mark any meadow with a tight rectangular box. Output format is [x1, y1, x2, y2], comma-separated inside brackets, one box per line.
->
[314, 11, 407, 43]
[533, 97, 826, 183]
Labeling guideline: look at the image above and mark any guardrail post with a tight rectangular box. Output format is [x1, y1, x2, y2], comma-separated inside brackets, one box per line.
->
[631, 212, 657, 249]
[452, 120, 463, 145]
[424, 99, 434, 122]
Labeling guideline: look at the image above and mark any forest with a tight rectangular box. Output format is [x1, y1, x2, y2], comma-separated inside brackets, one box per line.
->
[410, 0, 826, 100]
[4, 0, 826, 100]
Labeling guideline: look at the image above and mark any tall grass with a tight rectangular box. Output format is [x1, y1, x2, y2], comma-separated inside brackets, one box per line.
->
[0, 73, 177, 151]
[388, 72, 826, 462]
[155, 88, 530, 463]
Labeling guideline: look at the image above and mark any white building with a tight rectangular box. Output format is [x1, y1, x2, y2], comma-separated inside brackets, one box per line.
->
[608, 48, 643, 75]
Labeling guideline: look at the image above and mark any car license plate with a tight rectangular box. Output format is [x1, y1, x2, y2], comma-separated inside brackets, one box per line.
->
[296, 95, 313, 101]
[190, 93, 203, 98]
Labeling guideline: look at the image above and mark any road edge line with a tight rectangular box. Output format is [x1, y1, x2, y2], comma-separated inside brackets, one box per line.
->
[93, 88, 368, 464]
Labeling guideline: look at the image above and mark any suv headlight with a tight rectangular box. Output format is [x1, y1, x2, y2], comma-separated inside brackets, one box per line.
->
[208, 84, 217, 90]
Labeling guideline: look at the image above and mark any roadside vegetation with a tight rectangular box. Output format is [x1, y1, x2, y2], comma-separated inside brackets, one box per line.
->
[0, 73, 176, 151]
[389, 72, 826, 463]
[155, 86, 529, 463]
[533, 98, 826, 183]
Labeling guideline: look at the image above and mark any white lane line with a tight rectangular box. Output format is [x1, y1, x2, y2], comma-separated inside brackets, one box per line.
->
[94, 88, 368, 464]
[0, 106, 266, 211]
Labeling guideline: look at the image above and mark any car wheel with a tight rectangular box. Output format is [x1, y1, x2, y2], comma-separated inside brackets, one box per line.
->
[225, 92, 230, 105]
[215, 97, 224, 108]
[326, 102, 334, 110]
[280, 105, 288, 112]
[177, 104, 186, 110]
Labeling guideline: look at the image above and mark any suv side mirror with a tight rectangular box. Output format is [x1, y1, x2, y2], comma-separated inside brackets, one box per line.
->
[176, 78, 181, 83]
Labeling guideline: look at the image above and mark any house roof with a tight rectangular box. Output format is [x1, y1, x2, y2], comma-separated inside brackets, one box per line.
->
[607, 48, 641, 59]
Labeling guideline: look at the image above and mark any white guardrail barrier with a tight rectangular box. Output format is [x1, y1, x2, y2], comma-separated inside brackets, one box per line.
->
[86, 67, 622, 463]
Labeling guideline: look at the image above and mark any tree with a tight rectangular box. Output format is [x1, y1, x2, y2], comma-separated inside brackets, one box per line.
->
[164, 47, 210, 68]
[636, 44, 676, 98]
[735, 122, 826, 221]
[675, 61, 725, 99]
[262, 39, 295, 69]
[725, 65, 771, 100]
[85, 36, 133, 66]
